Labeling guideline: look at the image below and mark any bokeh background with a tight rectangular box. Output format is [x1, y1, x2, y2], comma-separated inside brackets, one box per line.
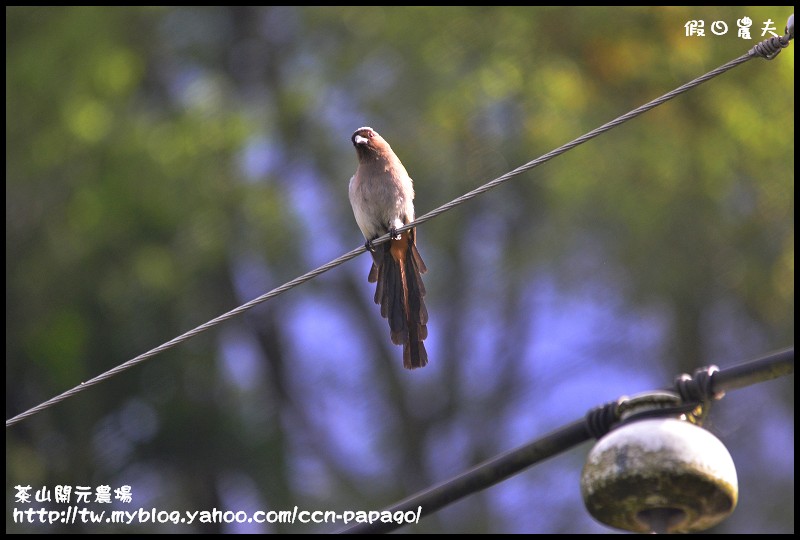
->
[6, 6, 794, 533]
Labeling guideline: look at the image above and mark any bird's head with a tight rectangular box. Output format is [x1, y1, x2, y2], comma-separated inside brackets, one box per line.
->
[352, 126, 391, 161]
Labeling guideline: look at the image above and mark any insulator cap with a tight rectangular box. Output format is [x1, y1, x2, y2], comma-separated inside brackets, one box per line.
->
[581, 394, 738, 533]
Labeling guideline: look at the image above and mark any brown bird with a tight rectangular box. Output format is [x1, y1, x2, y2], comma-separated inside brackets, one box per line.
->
[349, 127, 429, 369]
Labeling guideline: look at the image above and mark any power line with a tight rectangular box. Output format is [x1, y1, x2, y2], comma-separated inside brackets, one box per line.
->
[6, 27, 793, 429]
[338, 347, 795, 534]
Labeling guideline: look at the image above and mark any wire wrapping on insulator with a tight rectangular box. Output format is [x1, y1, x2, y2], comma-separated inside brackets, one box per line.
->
[585, 400, 620, 439]
[750, 36, 790, 59]
[674, 365, 723, 424]
[750, 14, 794, 60]
[675, 365, 723, 403]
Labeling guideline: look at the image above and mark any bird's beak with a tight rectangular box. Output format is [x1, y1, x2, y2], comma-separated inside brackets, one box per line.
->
[354, 135, 369, 145]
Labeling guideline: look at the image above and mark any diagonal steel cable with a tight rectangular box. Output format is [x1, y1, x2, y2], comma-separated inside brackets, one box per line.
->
[6, 27, 792, 428]
[338, 347, 794, 534]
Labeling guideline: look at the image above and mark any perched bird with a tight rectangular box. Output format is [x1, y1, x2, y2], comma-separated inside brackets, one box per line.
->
[349, 127, 429, 369]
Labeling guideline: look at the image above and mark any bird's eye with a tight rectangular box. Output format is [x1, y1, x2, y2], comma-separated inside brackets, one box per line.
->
[367, 132, 374, 138]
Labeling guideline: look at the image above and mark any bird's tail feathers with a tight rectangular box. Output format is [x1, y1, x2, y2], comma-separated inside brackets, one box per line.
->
[370, 231, 428, 369]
